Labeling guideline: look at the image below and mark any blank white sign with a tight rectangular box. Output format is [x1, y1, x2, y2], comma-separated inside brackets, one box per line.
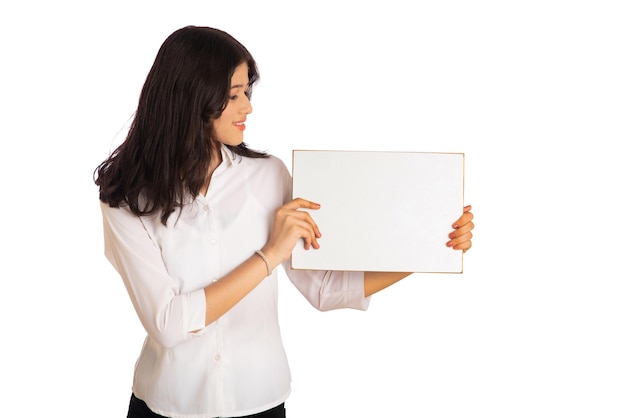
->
[291, 150, 464, 273]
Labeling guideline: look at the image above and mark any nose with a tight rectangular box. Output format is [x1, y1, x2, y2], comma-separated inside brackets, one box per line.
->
[242, 94, 253, 115]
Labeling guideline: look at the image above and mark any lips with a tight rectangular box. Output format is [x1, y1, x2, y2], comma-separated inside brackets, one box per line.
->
[234, 120, 246, 131]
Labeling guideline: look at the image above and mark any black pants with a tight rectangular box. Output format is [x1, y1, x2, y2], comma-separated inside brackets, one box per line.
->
[127, 393, 286, 418]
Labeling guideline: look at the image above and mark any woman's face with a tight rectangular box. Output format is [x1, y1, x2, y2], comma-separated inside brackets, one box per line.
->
[212, 62, 253, 147]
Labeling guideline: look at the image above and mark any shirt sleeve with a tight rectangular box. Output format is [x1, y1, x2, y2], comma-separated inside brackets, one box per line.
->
[100, 202, 206, 348]
[283, 262, 371, 311]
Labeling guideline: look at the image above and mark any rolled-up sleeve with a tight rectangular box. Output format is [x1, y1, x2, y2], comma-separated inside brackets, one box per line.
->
[283, 261, 370, 311]
[101, 202, 206, 348]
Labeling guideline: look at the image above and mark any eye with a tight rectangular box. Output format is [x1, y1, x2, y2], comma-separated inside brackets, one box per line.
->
[229, 94, 238, 101]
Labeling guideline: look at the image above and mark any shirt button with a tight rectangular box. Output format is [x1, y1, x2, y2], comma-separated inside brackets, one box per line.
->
[210, 239, 217, 245]
[214, 354, 221, 361]
[203, 205, 209, 211]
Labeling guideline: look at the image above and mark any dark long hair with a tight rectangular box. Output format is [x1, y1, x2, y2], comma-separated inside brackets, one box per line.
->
[94, 26, 267, 224]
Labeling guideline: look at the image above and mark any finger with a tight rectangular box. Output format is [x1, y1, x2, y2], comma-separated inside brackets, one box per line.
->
[463, 205, 472, 213]
[447, 231, 473, 249]
[295, 209, 322, 238]
[302, 233, 312, 250]
[283, 197, 321, 211]
[283, 210, 322, 239]
[294, 220, 321, 250]
[449, 221, 474, 239]
[453, 210, 473, 228]
[457, 240, 472, 253]
[305, 222, 321, 249]
[287, 215, 322, 249]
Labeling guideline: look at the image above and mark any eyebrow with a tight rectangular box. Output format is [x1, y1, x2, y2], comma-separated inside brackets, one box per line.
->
[230, 83, 249, 90]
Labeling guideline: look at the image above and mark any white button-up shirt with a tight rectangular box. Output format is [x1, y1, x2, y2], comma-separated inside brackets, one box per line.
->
[100, 146, 369, 418]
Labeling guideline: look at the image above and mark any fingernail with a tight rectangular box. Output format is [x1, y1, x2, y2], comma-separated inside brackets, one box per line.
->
[446, 241, 453, 247]
[449, 232, 456, 239]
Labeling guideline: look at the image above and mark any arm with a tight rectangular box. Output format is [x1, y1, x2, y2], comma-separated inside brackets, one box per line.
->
[202, 161, 323, 326]
[285, 266, 370, 311]
[205, 203, 475, 318]
[102, 197, 323, 345]
[364, 271, 412, 297]
[203, 197, 323, 325]
[363, 205, 475, 297]
[101, 202, 207, 348]
[201, 253, 275, 326]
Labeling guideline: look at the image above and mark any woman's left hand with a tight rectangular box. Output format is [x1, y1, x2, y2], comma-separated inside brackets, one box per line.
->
[447, 205, 474, 253]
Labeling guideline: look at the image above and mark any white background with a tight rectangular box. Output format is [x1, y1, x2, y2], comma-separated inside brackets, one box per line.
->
[1, 1, 624, 417]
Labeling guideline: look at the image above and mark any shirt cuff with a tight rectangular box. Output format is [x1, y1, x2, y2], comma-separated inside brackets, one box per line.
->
[319, 271, 371, 311]
[187, 288, 207, 332]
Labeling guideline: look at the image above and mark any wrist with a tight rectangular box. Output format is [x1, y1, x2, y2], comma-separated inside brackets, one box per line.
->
[259, 245, 282, 272]
[255, 250, 272, 276]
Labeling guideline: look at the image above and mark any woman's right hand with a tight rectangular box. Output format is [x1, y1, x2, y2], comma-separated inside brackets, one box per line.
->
[260, 198, 322, 269]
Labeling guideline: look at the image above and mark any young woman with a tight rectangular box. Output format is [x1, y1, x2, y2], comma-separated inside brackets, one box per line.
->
[95, 25, 474, 418]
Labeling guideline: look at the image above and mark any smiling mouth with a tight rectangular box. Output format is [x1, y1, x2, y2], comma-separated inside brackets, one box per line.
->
[234, 121, 246, 131]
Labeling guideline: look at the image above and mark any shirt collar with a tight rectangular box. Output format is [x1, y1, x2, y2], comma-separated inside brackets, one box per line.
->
[212, 144, 240, 179]
[220, 144, 238, 167]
